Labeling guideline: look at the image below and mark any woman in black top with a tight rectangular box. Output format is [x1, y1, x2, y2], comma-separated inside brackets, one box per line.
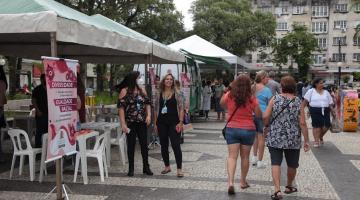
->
[118, 71, 153, 177]
[154, 74, 185, 177]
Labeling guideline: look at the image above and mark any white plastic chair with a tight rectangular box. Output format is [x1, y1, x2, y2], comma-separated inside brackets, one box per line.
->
[110, 129, 127, 166]
[73, 134, 108, 183]
[8, 129, 42, 181]
[39, 133, 48, 183]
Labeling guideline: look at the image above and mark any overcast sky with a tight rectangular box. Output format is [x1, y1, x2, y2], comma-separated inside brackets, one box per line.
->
[174, 0, 195, 31]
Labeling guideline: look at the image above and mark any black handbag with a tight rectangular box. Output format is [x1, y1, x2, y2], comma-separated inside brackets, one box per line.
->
[222, 106, 240, 139]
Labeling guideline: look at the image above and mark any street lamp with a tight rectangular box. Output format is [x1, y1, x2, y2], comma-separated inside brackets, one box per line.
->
[337, 38, 343, 88]
[337, 61, 342, 87]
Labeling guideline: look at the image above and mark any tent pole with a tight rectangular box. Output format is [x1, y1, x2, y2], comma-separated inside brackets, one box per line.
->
[235, 62, 238, 79]
[50, 32, 63, 200]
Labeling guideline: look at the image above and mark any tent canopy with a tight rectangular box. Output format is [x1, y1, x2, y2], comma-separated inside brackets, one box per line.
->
[0, 0, 184, 64]
[169, 35, 239, 65]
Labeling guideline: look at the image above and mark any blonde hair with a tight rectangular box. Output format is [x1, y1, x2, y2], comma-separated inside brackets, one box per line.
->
[254, 70, 268, 83]
[158, 74, 179, 96]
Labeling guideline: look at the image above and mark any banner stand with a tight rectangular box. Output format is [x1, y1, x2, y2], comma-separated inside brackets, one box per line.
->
[41, 158, 72, 200]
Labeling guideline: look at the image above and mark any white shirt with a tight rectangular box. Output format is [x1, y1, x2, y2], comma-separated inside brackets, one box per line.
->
[304, 88, 333, 108]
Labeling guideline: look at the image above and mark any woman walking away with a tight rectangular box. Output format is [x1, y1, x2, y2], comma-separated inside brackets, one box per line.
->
[202, 80, 212, 120]
[252, 70, 272, 168]
[220, 75, 262, 195]
[154, 74, 184, 177]
[303, 78, 333, 147]
[263, 75, 310, 200]
[118, 71, 153, 177]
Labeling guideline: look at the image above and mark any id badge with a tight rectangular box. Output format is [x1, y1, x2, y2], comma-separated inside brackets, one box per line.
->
[161, 106, 167, 114]
[137, 103, 141, 111]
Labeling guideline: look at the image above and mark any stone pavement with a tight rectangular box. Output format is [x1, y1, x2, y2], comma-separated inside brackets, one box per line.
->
[0, 113, 359, 200]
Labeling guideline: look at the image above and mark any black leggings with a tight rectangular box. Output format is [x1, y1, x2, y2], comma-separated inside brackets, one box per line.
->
[127, 122, 149, 170]
[158, 122, 182, 169]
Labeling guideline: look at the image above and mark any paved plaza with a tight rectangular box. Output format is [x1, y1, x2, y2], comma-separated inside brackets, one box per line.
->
[0, 113, 359, 200]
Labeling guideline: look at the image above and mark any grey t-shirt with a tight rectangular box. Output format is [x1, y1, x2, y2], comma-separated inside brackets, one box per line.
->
[266, 79, 281, 96]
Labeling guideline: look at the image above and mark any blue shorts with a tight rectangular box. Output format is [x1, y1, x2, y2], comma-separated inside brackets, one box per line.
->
[254, 117, 264, 133]
[225, 128, 256, 145]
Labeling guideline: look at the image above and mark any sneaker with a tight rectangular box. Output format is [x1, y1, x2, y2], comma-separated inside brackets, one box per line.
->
[257, 160, 266, 169]
[251, 156, 258, 166]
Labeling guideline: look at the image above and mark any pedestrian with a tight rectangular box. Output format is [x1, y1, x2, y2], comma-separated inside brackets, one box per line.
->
[251, 70, 272, 168]
[296, 80, 304, 99]
[302, 78, 333, 147]
[32, 74, 48, 148]
[266, 71, 281, 96]
[263, 75, 310, 200]
[117, 71, 153, 177]
[202, 80, 212, 120]
[0, 65, 7, 162]
[77, 73, 86, 123]
[220, 74, 262, 195]
[301, 81, 311, 99]
[214, 79, 226, 120]
[154, 74, 184, 177]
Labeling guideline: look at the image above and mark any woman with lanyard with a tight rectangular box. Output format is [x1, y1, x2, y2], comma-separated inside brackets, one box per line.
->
[118, 71, 153, 177]
[154, 74, 185, 177]
[303, 78, 333, 147]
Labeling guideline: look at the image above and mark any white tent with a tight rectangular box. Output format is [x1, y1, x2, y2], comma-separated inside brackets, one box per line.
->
[168, 35, 238, 64]
[168, 35, 252, 73]
[0, 0, 185, 64]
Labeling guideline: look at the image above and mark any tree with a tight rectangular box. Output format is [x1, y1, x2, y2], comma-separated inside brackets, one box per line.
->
[191, 0, 276, 56]
[55, 0, 185, 44]
[272, 25, 317, 79]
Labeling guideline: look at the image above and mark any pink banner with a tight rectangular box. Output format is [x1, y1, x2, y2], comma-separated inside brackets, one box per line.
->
[43, 57, 79, 162]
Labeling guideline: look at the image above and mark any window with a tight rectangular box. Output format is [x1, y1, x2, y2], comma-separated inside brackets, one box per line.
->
[354, 37, 360, 46]
[332, 53, 346, 62]
[313, 54, 326, 65]
[293, 6, 305, 15]
[333, 37, 346, 45]
[333, 21, 347, 29]
[276, 22, 288, 31]
[317, 38, 327, 49]
[355, 4, 360, 12]
[312, 6, 328, 17]
[334, 4, 348, 12]
[281, 6, 289, 14]
[294, 21, 306, 27]
[259, 6, 272, 13]
[353, 53, 360, 61]
[312, 22, 327, 33]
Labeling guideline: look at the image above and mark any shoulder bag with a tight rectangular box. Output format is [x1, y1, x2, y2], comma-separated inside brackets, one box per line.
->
[222, 106, 240, 139]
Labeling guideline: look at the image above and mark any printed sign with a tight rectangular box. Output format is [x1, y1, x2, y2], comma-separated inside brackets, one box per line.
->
[343, 90, 359, 132]
[43, 57, 79, 162]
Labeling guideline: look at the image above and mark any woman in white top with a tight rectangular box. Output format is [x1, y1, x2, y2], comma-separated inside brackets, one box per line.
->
[202, 80, 212, 120]
[302, 78, 333, 147]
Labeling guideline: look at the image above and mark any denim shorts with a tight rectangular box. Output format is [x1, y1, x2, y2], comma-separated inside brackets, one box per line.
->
[225, 127, 256, 145]
[254, 117, 264, 134]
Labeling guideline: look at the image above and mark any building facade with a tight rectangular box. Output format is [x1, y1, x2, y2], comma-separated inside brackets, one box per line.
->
[248, 0, 360, 82]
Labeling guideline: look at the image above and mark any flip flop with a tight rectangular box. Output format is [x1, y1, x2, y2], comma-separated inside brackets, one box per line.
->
[228, 186, 235, 195]
[284, 186, 298, 194]
[271, 190, 283, 200]
[161, 169, 171, 174]
[240, 182, 250, 189]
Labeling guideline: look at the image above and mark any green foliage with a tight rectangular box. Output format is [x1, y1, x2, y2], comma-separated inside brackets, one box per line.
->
[55, 0, 185, 44]
[7, 93, 30, 100]
[94, 91, 119, 105]
[191, 0, 276, 56]
[353, 72, 360, 81]
[271, 25, 317, 79]
[343, 75, 350, 84]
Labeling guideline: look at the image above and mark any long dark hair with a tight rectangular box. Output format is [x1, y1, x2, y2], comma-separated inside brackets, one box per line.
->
[0, 66, 8, 89]
[230, 74, 252, 107]
[117, 71, 142, 94]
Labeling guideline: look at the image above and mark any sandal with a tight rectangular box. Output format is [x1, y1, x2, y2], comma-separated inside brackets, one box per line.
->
[313, 142, 320, 148]
[228, 186, 235, 195]
[161, 169, 171, 174]
[240, 182, 250, 189]
[284, 186, 298, 194]
[271, 191, 283, 200]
